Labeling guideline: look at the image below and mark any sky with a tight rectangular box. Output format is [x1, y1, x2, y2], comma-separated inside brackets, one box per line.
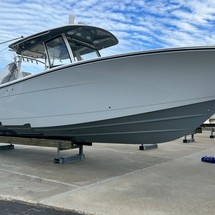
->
[1, 0, 215, 71]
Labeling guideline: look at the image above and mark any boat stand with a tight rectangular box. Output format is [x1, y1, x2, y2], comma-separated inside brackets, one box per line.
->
[0, 143, 14, 150]
[139, 144, 158, 150]
[54, 142, 92, 164]
[210, 127, 215, 138]
[183, 127, 202, 143]
[0, 136, 92, 164]
[183, 134, 195, 143]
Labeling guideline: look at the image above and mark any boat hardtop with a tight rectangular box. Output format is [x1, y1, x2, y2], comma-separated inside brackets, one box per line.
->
[9, 24, 118, 59]
[0, 24, 118, 85]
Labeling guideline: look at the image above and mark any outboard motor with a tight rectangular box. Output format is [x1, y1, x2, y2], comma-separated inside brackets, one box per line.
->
[0, 62, 18, 84]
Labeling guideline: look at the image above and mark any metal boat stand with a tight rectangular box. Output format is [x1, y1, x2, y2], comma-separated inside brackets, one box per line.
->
[183, 127, 202, 143]
[139, 144, 158, 150]
[54, 142, 92, 164]
[0, 143, 14, 150]
[183, 134, 195, 143]
[0, 136, 92, 164]
[200, 123, 215, 138]
[210, 127, 215, 138]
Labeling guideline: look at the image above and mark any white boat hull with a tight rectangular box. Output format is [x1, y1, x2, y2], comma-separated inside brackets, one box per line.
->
[0, 47, 215, 144]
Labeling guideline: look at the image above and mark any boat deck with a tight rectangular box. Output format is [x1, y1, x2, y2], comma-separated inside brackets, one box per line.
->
[0, 130, 215, 215]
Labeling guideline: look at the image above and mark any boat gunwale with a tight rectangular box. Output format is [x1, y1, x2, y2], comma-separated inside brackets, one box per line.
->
[1, 46, 215, 89]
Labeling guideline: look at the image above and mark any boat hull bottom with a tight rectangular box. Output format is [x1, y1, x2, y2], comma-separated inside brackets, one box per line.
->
[0, 100, 215, 145]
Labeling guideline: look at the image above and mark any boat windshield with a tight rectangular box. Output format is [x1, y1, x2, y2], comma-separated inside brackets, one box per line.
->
[68, 39, 100, 61]
[46, 36, 71, 67]
[45, 35, 100, 67]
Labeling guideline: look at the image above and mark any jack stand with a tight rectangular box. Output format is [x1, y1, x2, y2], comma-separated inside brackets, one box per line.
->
[195, 127, 202, 134]
[0, 144, 14, 150]
[54, 142, 91, 164]
[139, 144, 158, 150]
[183, 134, 195, 143]
[210, 128, 215, 138]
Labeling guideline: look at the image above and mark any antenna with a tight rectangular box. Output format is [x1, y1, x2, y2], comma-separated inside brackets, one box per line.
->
[0, 36, 24, 45]
[69, 14, 75, 24]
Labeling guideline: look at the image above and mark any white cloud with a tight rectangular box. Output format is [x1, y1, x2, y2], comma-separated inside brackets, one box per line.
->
[1, 0, 215, 70]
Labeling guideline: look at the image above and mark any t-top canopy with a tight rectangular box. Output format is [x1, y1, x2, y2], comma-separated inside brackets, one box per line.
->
[9, 25, 118, 58]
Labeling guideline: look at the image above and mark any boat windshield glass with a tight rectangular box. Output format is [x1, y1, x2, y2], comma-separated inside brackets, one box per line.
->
[75, 46, 98, 61]
[68, 39, 100, 62]
[46, 36, 71, 67]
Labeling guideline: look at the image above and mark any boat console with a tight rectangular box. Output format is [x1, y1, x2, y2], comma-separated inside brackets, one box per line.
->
[0, 25, 118, 85]
[9, 25, 118, 69]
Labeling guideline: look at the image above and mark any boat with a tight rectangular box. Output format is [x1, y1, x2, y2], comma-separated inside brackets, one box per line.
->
[0, 24, 215, 145]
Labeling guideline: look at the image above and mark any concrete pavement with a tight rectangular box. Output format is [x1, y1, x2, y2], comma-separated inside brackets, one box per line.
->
[0, 130, 215, 215]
